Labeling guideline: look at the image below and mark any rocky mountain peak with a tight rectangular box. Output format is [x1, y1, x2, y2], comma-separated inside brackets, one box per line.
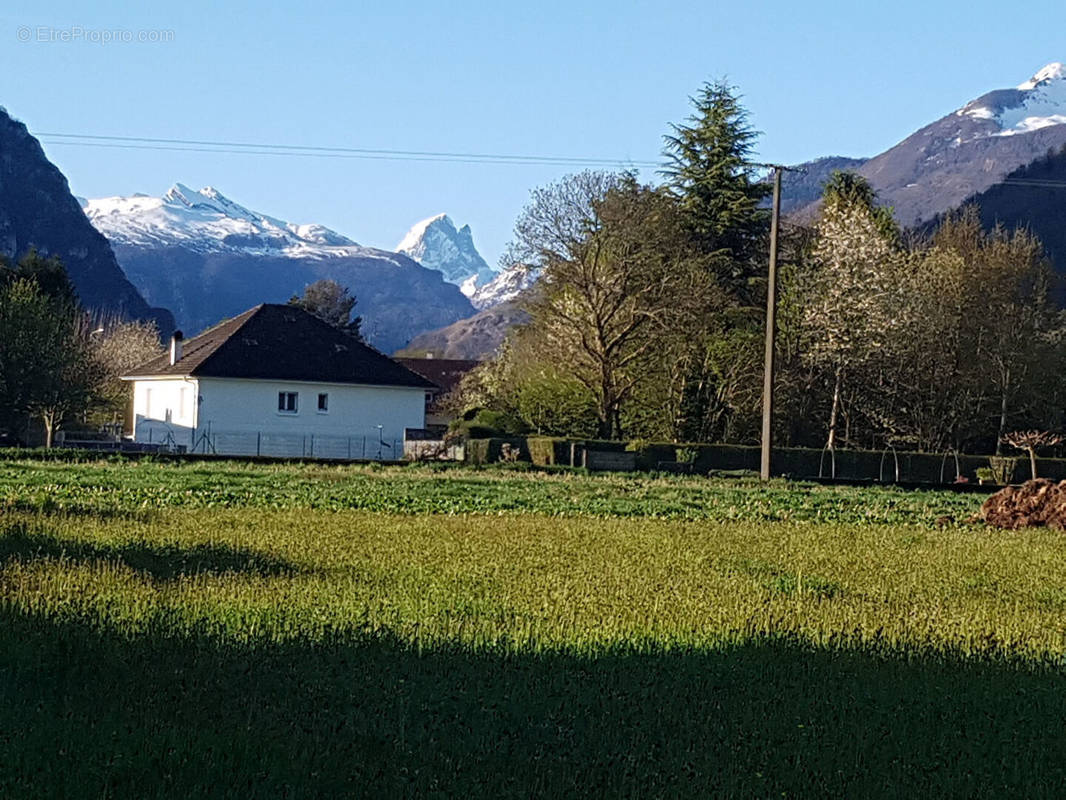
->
[396, 213, 496, 297]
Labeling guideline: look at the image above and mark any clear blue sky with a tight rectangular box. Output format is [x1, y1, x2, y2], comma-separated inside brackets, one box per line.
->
[1, 0, 1064, 265]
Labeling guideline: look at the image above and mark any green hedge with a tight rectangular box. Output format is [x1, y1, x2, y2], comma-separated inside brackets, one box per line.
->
[464, 438, 1065, 484]
[464, 438, 532, 466]
[526, 437, 628, 466]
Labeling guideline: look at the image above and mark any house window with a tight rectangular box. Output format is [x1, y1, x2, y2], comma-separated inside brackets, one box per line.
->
[278, 391, 298, 414]
[317, 393, 329, 413]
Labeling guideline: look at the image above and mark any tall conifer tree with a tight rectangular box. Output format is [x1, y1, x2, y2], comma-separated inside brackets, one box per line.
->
[661, 80, 771, 280]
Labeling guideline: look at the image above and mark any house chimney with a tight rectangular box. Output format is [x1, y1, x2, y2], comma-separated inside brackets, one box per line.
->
[169, 330, 184, 365]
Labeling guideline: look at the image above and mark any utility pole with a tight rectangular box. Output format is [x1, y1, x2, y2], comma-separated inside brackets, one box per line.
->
[760, 166, 784, 481]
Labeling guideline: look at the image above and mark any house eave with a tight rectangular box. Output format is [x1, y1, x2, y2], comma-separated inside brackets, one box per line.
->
[121, 374, 196, 382]
[124, 374, 434, 391]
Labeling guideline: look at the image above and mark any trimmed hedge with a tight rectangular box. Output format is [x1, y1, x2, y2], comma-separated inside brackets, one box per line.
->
[526, 437, 627, 467]
[464, 438, 532, 466]
[465, 437, 1066, 484]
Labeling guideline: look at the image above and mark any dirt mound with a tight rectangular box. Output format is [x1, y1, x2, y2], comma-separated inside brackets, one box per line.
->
[980, 479, 1066, 530]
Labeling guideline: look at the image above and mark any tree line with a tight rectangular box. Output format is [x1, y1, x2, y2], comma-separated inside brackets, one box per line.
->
[452, 82, 1065, 455]
[0, 250, 163, 446]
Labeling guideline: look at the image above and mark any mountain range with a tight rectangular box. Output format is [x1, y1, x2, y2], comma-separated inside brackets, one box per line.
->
[83, 185, 492, 353]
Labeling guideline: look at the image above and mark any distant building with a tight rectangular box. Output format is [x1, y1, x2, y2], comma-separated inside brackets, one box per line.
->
[395, 357, 480, 427]
[122, 304, 437, 459]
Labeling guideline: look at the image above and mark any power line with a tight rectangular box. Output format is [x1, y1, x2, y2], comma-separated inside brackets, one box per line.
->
[33, 131, 661, 169]
[40, 139, 651, 167]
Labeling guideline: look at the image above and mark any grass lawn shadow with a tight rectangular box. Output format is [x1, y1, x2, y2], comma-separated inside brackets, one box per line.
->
[0, 608, 1064, 798]
[0, 523, 299, 580]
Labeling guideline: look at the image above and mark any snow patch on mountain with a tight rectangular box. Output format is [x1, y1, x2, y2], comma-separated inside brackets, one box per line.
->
[1018, 62, 1066, 91]
[81, 183, 386, 259]
[396, 213, 448, 253]
[396, 213, 496, 296]
[470, 263, 540, 309]
[958, 62, 1066, 138]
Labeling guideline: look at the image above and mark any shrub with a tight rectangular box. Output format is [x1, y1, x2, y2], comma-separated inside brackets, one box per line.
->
[676, 447, 698, 464]
[988, 456, 1019, 485]
[451, 409, 529, 439]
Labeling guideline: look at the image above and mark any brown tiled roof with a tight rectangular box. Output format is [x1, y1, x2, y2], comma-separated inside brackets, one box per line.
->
[395, 357, 480, 396]
[124, 304, 437, 390]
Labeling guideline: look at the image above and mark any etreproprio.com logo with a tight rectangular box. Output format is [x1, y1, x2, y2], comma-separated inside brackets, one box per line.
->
[17, 25, 175, 44]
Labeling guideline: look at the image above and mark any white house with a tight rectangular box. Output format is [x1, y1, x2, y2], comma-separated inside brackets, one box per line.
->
[122, 304, 438, 459]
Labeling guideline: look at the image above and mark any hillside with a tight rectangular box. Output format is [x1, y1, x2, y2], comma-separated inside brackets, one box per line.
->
[0, 108, 173, 331]
[931, 144, 1066, 276]
[397, 300, 529, 359]
[778, 156, 868, 215]
[793, 63, 1066, 226]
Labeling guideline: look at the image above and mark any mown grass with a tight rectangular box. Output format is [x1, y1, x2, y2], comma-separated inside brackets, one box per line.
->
[0, 455, 982, 524]
[2, 457, 1063, 797]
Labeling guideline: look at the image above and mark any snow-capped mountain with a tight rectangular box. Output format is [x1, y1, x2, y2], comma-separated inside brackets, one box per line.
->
[82, 185, 475, 353]
[396, 213, 496, 296]
[470, 263, 540, 309]
[958, 63, 1066, 139]
[84, 183, 361, 255]
[794, 61, 1066, 226]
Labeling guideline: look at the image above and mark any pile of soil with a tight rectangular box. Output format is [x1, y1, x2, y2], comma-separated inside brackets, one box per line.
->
[979, 479, 1066, 530]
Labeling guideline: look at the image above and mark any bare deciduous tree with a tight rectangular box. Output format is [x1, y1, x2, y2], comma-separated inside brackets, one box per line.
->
[519, 174, 715, 439]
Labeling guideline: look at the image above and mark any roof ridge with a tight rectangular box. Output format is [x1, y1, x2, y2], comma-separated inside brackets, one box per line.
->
[182, 303, 263, 342]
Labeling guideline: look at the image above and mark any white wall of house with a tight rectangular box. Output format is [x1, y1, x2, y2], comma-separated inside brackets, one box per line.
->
[131, 378, 199, 447]
[129, 376, 427, 459]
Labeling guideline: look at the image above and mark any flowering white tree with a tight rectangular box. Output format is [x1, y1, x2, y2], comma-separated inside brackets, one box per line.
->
[799, 174, 903, 452]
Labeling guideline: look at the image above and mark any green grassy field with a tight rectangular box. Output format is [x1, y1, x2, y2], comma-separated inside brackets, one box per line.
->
[2, 455, 1064, 797]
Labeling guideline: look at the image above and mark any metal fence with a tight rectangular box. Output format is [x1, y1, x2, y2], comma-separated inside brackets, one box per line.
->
[138, 425, 404, 461]
[200, 430, 401, 460]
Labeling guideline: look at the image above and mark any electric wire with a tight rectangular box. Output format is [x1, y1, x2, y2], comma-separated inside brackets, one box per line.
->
[33, 131, 661, 169]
